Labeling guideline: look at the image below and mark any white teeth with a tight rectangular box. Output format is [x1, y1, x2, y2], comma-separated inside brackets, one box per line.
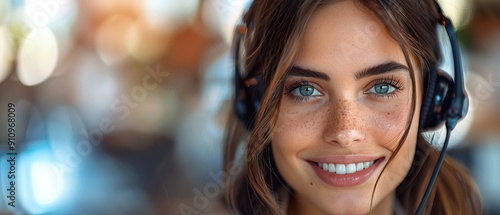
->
[363, 162, 370, 168]
[336, 164, 346, 174]
[328, 163, 335, 173]
[356, 163, 364, 171]
[317, 160, 377, 175]
[346, 164, 356, 173]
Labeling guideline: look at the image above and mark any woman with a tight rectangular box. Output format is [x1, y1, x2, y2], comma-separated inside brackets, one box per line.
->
[223, 0, 482, 214]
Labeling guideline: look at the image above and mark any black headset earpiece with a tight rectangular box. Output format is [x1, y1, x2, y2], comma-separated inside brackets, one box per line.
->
[234, 72, 264, 130]
[416, 3, 469, 214]
[419, 3, 468, 132]
[233, 21, 265, 130]
[420, 67, 455, 130]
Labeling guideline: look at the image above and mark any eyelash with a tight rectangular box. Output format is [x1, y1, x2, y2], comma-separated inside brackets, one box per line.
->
[283, 76, 404, 101]
[284, 80, 321, 102]
[368, 76, 404, 98]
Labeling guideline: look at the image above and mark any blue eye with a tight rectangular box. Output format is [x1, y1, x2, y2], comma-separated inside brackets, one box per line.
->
[369, 83, 395, 94]
[286, 81, 323, 101]
[366, 77, 404, 98]
[292, 85, 322, 97]
[295, 85, 318, 96]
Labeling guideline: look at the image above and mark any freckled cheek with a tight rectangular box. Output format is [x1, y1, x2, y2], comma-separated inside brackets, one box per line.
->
[272, 108, 323, 152]
[368, 106, 411, 150]
[272, 108, 323, 181]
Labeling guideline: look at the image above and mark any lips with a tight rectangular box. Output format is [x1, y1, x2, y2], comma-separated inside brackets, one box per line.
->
[308, 156, 385, 187]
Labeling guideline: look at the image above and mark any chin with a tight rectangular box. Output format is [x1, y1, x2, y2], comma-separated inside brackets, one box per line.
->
[324, 206, 370, 215]
[292, 189, 375, 215]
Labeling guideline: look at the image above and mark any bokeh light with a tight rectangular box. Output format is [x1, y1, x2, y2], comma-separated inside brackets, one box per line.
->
[124, 19, 171, 64]
[202, 0, 253, 44]
[95, 14, 135, 65]
[18, 142, 67, 215]
[0, 26, 13, 84]
[72, 51, 119, 124]
[142, 0, 199, 33]
[31, 162, 64, 206]
[0, 0, 11, 24]
[17, 28, 58, 86]
[438, 0, 472, 30]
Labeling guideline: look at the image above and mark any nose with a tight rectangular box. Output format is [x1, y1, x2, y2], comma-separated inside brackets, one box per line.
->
[323, 99, 365, 147]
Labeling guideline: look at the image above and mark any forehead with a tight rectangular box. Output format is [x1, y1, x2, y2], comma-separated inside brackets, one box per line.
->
[296, 1, 405, 74]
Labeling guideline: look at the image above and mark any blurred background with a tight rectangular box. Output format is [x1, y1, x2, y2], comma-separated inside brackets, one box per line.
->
[0, 0, 498, 214]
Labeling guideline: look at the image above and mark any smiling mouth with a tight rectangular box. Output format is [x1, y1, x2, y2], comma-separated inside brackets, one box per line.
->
[316, 158, 382, 175]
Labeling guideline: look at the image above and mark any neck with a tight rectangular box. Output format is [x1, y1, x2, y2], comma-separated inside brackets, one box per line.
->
[371, 192, 395, 215]
[288, 192, 396, 215]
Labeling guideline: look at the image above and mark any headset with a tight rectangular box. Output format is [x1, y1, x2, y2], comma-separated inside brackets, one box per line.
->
[232, 1, 468, 214]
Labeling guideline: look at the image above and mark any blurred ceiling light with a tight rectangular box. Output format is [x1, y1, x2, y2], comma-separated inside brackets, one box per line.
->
[17, 28, 58, 86]
[142, 0, 199, 33]
[0, 26, 14, 84]
[438, 0, 472, 30]
[95, 14, 135, 65]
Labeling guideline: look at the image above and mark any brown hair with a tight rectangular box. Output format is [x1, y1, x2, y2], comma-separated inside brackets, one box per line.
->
[223, 0, 482, 214]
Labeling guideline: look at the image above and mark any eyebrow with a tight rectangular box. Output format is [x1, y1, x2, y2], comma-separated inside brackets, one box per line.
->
[288, 66, 330, 81]
[354, 61, 409, 80]
[288, 61, 409, 81]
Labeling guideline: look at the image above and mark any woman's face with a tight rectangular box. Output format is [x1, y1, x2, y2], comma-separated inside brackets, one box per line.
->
[271, 1, 422, 215]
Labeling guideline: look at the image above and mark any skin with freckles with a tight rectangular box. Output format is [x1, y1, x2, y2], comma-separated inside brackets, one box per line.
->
[271, 2, 422, 215]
